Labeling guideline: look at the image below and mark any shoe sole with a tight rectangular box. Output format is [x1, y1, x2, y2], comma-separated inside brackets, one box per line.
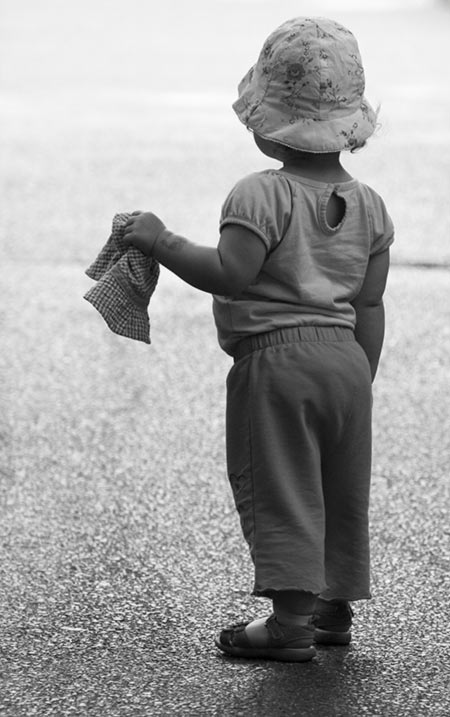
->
[215, 639, 316, 662]
[314, 628, 351, 645]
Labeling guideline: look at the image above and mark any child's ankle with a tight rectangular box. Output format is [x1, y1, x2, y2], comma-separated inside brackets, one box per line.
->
[273, 608, 312, 627]
[272, 590, 318, 625]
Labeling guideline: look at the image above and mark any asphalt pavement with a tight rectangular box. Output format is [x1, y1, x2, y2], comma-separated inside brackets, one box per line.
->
[1, 263, 449, 716]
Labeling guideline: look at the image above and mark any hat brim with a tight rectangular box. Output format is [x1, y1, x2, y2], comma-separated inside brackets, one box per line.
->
[233, 73, 377, 153]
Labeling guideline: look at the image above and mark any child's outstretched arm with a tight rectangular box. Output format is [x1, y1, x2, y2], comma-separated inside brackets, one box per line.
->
[122, 211, 267, 296]
[351, 249, 390, 381]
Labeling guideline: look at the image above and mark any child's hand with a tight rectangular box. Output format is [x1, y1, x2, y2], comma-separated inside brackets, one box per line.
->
[122, 211, 166, 256]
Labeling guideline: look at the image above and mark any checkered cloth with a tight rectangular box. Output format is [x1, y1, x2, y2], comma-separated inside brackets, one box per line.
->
[84, 213, 160, 344]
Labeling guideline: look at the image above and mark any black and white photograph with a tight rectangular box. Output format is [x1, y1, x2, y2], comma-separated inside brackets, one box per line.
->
[1, 0, 449, 714]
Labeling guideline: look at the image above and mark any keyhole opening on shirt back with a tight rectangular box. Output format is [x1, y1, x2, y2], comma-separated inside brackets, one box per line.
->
[326, 192, 346, 228]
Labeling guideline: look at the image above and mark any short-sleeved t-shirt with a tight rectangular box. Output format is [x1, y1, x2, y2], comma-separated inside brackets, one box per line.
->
[212, 169, 394, 356]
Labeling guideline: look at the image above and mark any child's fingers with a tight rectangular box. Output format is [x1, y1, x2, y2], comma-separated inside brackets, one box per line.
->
[123, 211, 144, 233]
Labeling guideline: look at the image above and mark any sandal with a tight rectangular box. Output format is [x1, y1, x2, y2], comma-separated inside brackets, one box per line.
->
[215, 614, 316, 662]
[312, 599, 354, 645]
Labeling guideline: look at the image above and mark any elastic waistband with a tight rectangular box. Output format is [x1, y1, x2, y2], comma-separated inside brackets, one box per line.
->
[233, 326, 355, 361]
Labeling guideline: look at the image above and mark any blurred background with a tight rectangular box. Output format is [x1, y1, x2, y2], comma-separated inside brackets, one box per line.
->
[1, 0, 449, 267]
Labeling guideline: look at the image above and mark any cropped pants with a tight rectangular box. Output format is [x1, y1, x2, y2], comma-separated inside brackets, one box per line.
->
[226, 326, 372, 601]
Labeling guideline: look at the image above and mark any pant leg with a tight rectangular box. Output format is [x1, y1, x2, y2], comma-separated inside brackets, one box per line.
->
[321, 341, 373, 601]
[226, 329, 372, 600]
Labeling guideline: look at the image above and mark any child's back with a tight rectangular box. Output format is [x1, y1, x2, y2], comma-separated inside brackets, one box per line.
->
[214, 167, 393, 357]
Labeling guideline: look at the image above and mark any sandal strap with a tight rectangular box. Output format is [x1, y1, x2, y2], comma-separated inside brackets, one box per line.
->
[266, 615, 314, 645]
[219, 615, 314, 650]
[219, 622, 252, 648]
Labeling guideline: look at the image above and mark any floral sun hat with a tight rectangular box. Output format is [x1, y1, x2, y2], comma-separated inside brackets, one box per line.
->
[233, 17, 377, 153]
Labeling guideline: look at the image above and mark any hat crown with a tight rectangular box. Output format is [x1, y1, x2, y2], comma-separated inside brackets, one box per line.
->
[257, 18, 365, 119]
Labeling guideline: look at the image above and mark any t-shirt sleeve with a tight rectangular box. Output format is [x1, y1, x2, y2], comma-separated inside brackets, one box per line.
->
[219, 172, 292, 252]
[369, 192, 395, 256]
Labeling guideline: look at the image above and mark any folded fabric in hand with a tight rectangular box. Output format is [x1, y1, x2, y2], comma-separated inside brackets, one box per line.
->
[84, 213, 160, 344]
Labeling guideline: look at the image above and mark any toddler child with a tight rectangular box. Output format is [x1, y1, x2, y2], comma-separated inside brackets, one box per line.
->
[122, 16, 394, 662]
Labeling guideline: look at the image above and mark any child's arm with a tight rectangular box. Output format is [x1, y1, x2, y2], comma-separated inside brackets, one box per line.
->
[351, 249, 390, 381]
[122, 211, 267, 295]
